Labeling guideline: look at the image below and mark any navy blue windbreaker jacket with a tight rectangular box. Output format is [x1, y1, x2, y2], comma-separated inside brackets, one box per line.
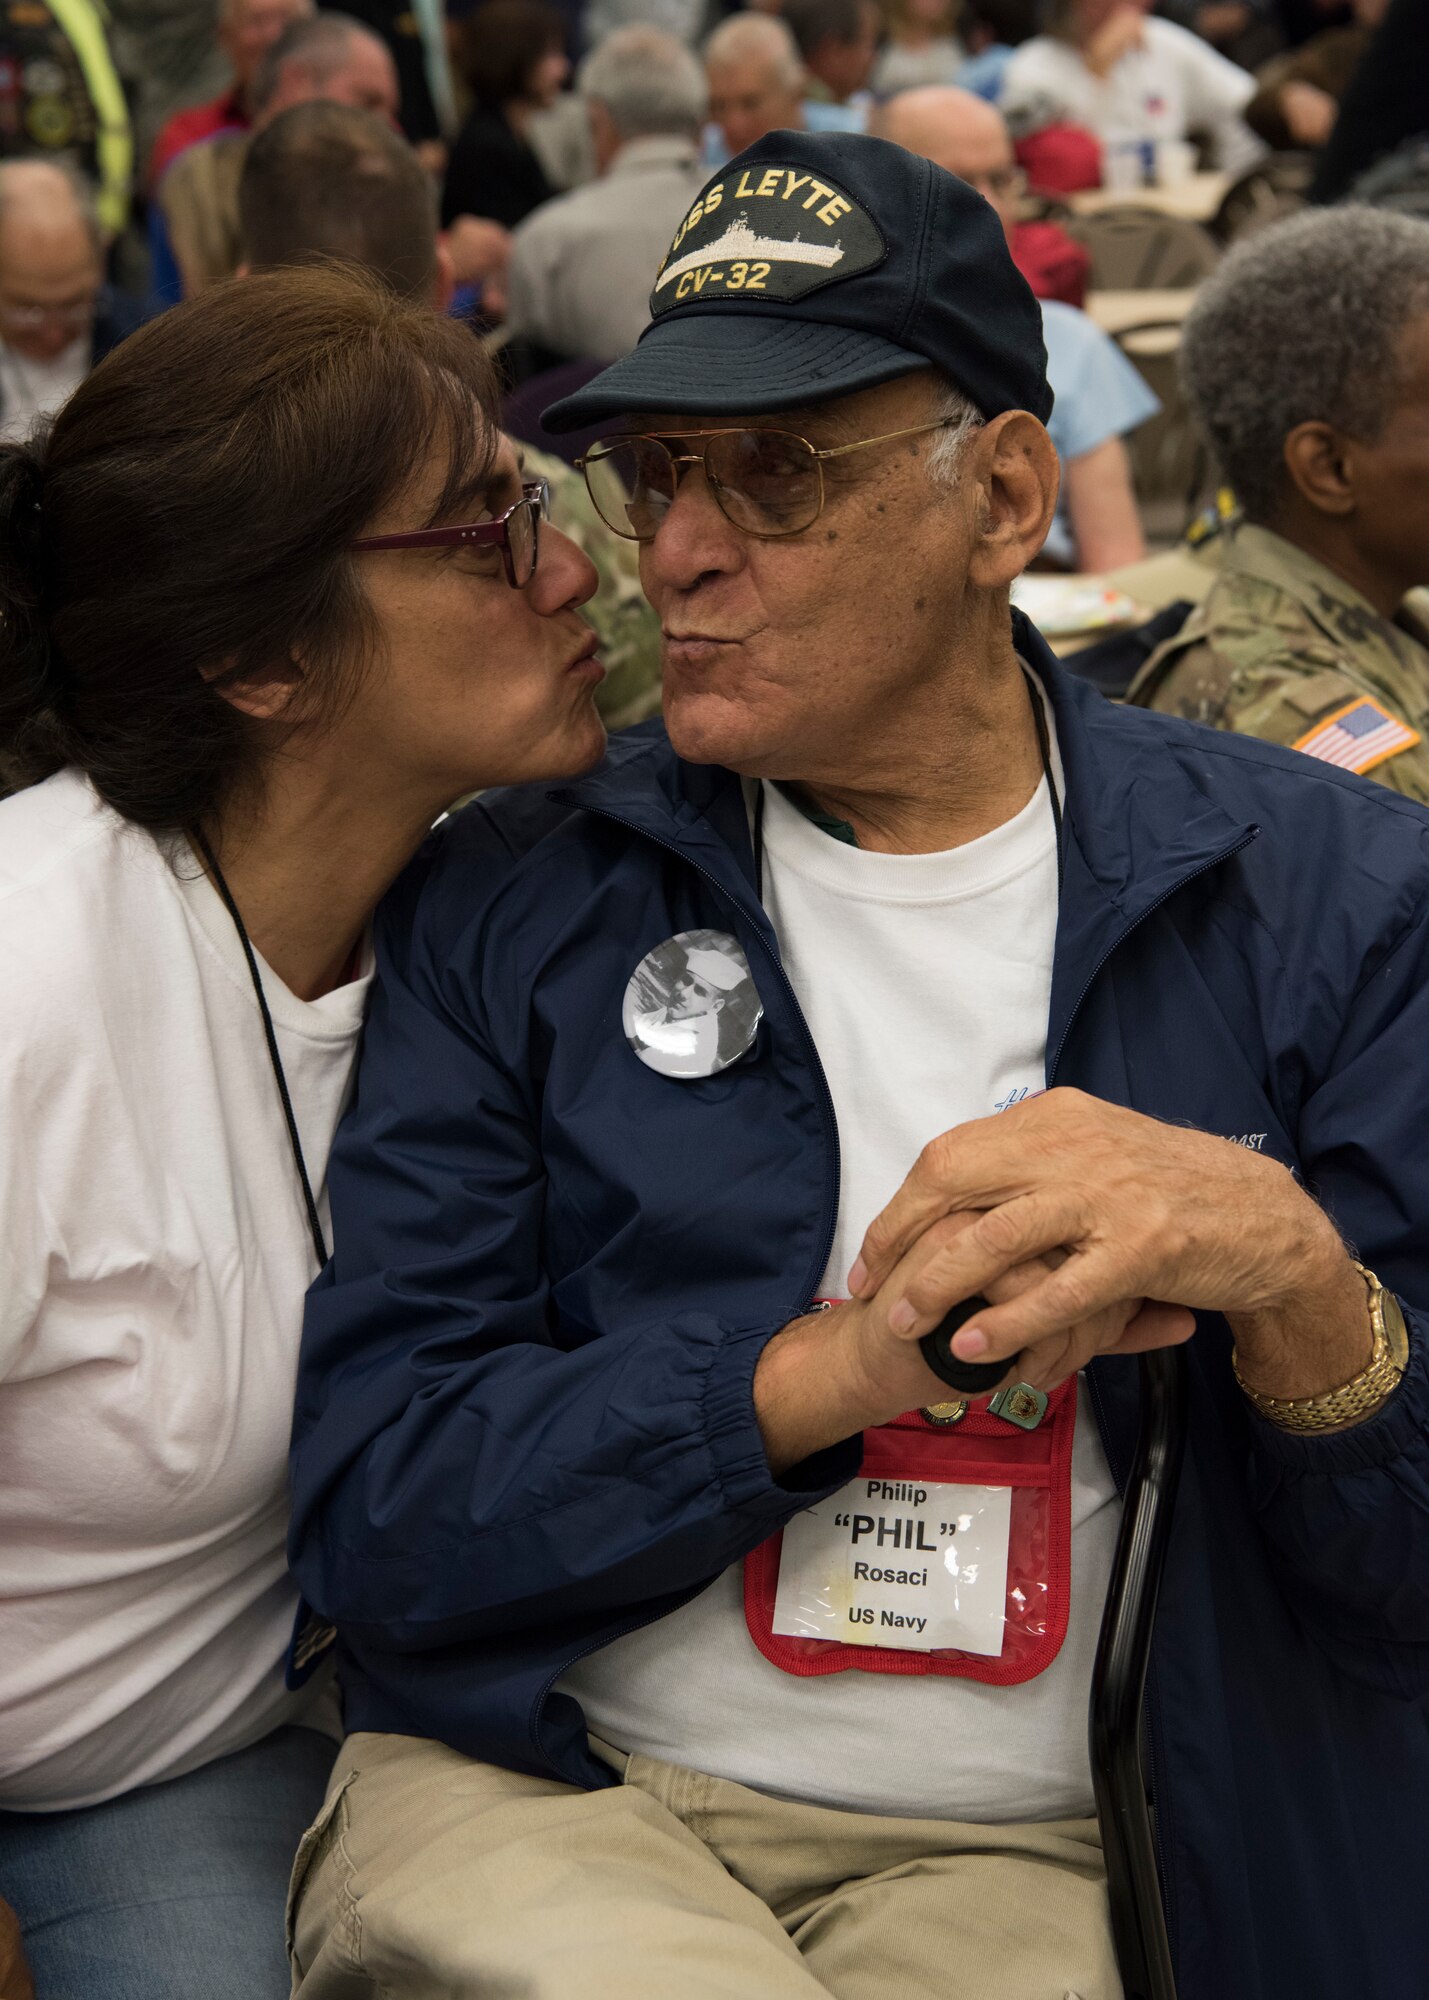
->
[291, 620, 1429, 2000]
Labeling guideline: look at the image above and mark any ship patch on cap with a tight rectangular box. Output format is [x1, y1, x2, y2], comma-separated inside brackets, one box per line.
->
[650, 163, 885, 316]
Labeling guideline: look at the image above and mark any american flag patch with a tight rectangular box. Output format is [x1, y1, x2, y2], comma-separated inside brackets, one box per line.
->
[1292, 698, 1421, 774]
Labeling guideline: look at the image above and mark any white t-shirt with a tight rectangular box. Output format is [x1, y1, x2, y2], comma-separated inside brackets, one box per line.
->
[1001, 17, 1261, 174]
[562, 728, 1123, 1821]
[0, 335, 88, 445]
[0, 770, 370, 1810]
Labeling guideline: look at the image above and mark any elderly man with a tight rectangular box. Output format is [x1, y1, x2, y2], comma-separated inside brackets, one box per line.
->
[704, 12, 806, 158]
[149, 0, 314, 182]
[0, 161, 144, 442]
[506, 26, 708, 362]
[288, 132, 1429, 2000]
[153, 10, 399, 297]
[1128, 206, 1429, 800]
[878, 84, 1153, 571]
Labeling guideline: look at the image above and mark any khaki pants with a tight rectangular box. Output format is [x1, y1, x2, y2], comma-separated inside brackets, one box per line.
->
[288, 1731, 1122, 2000]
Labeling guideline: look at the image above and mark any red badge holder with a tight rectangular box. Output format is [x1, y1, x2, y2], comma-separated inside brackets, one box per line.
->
[758, 1297, 1191, 2000]
[745, 1374, 1075, 1682]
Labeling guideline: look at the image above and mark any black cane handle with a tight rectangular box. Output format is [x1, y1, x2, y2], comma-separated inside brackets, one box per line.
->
[918, 1295, 1011, 1394]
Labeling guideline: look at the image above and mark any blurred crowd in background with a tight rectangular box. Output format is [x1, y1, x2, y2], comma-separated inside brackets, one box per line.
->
[2, 11, 1429, 1984]
[0, 0, 1425, 724]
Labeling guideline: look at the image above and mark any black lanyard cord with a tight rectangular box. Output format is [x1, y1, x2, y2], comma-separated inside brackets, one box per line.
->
[752, 776, 768, 903]
[190, 827, 330, 1271]
[1024, 666, 1065, 900]
[752, 667, 1062, 901]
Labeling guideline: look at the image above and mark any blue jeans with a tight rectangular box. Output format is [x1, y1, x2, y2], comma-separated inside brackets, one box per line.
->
[0, 1724, 336, 1999]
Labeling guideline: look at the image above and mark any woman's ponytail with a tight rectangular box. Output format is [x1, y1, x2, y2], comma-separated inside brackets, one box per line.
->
[0, 435, 71, 789]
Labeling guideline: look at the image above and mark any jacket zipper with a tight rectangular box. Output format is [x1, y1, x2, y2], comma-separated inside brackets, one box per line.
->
[530, 798, 844, 1764]
[1062, 831, 1257, 1963]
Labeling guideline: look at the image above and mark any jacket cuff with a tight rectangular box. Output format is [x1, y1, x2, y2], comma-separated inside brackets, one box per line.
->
[701, 1317, 862, 1510]
[1245, 1299, 1429, 1475]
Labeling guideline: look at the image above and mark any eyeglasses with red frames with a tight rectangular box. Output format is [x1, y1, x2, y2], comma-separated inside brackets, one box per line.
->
[350, 477, 550, 589]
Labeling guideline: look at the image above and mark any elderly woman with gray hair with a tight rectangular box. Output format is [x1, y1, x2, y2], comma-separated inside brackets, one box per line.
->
[1128, 204, 1429, 804]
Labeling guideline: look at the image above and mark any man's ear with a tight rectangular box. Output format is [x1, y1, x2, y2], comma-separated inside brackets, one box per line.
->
[1283, 419, 1356, 518]
[963, 410, 1061, 590]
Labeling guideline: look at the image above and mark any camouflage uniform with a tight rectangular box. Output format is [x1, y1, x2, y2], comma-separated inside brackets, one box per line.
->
[527, 447, 663, 733]
[1126, 523, 1429, 804]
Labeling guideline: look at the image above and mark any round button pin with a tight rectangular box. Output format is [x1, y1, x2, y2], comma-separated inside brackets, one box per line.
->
[623, 928, 764, 1079]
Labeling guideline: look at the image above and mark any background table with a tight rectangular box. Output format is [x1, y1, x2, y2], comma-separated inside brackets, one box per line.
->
[1083, 288, 1198, 338]
[1068, 173, 1231, 224]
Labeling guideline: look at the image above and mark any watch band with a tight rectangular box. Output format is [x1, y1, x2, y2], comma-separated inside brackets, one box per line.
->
[1234, 1261, 1409, 1434]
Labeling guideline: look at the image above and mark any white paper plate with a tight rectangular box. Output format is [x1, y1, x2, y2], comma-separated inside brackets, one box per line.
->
[1011, 575, 1142, 637]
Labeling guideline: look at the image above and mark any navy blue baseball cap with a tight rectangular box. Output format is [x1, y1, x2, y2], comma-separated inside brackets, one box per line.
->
[541, 129, 1053, 433]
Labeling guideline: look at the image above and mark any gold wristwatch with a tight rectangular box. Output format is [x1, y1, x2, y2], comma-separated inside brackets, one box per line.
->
[1234, 1261, 1410, 1434]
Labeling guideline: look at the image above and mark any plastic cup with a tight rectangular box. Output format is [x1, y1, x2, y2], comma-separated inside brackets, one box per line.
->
[1102, 137, 1145, 193]
[1155, 138, 1197, 186]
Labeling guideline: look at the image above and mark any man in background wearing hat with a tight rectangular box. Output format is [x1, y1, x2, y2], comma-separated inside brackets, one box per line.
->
[288, 133, 1429, 2000]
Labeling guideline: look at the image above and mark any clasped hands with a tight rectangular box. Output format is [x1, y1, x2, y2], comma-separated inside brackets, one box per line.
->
[757, 1090, 1370, 1472]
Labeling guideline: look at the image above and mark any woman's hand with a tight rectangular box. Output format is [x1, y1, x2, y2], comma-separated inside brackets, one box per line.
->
[1280, 80, 1338, 148]
[0, 1898, 33, 2000]
[440, 215, 513, 289]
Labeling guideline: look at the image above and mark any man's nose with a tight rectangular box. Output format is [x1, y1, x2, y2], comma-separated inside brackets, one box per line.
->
[531, 519, 598, 613]
[641, 462, 746, 592]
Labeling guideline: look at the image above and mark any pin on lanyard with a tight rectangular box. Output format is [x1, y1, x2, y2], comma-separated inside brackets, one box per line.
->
[190, 828, 329, 1271]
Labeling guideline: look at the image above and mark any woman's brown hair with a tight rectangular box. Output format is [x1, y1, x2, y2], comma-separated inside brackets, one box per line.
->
[0, 260, 498, 830]
[456, 0, 565, 111]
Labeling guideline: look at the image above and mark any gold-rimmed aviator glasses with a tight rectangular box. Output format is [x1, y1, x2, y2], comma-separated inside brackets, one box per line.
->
[575, 419, 957, 543]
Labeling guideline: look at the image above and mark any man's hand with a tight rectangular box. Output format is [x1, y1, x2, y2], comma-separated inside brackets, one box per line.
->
[847, 1089, 1369, 1403]
[754, 1206, 1181, 1475]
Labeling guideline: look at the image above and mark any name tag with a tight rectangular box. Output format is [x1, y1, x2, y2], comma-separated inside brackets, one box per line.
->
[772, 1477, 1013, 1656]
[745, 1378, 1077, 1685]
